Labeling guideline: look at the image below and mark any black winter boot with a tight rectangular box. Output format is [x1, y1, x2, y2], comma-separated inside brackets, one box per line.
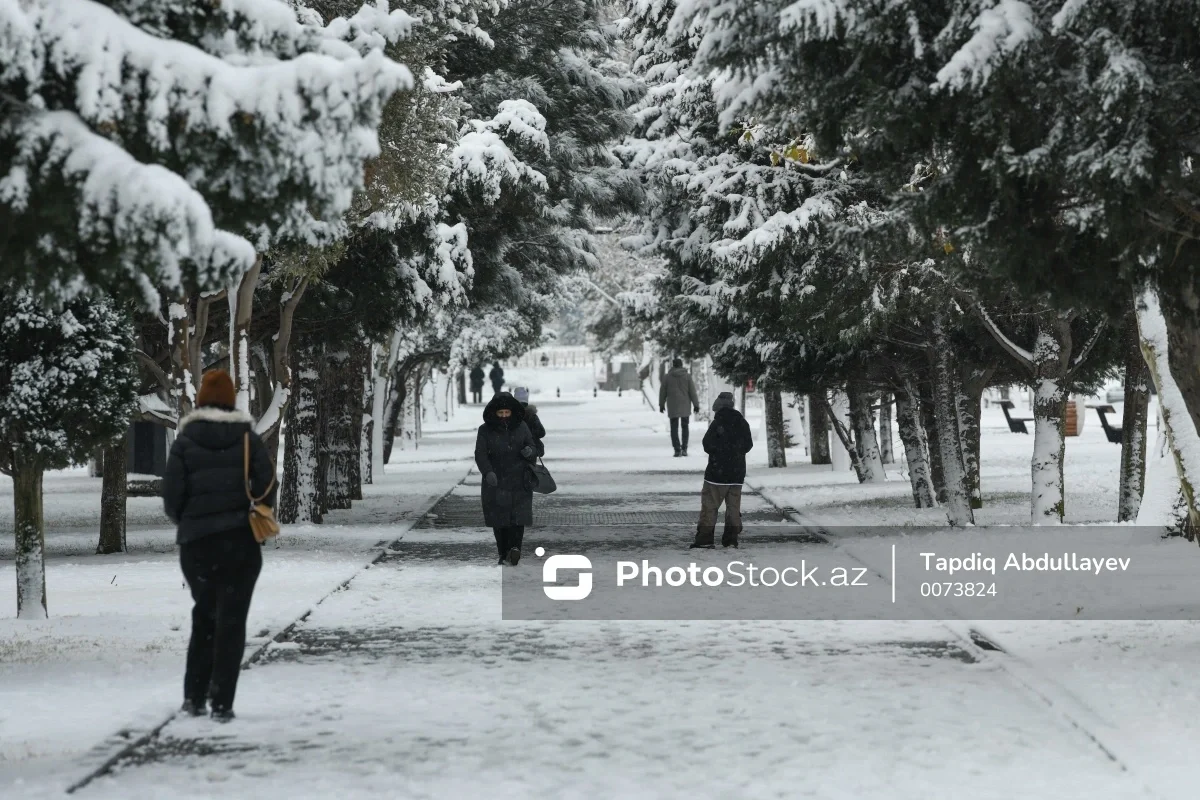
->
[721, 528, 741, 548]
[211, 708, 236, 723]
[181, 699, 207, 717]
[508, 547, 521, 566]
[673, 447, 682, 457]
[681, 446, 688, 457]
[690, 527, 716, 549]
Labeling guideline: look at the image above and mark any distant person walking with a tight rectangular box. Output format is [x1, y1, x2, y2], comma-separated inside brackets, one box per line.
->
[659, 358, 700, 457]
[514, 386, 546, 456]
[469, 365, 485, 404]
[475, 392, 538, 565]
[691, 392, 754, 549]
[163, 370, 276, 723]
[489, 361, 505, 395]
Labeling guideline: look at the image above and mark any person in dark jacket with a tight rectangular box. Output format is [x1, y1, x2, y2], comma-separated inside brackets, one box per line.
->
[475, 392, 537, 565]
[691, 392, 754, 549]
[513, 386, 546, 456]
[659, 358, 700, 457]
[489, 361, 505, 395]
[469, 365, 486, 404]
[163, 370, 276, 722]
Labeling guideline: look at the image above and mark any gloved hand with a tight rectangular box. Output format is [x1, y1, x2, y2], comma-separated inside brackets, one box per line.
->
[520, 445, 534, 458]
[485, 472, 498, 487]
[659, 406, 665, 414]
[694, 406, 700, 414]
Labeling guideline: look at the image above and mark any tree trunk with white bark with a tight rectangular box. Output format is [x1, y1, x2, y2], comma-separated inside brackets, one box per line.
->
[878, 393, 894, 464]
[847, 386, 885, 483]
[1135, 287, 1200, 539]
[280, 342, 323, 525]
[896, 387, 936, 508]
[322, 349, 356, 511]
[1029, 316, 1072, 524]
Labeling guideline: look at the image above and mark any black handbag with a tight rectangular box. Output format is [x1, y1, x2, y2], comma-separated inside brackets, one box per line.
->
[530, 458, 557, 494]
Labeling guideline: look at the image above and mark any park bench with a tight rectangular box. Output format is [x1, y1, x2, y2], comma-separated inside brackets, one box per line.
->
[127, 476, 163, 497]
[998, 400, 1034, 434]
[1087, 404, 1123, 444]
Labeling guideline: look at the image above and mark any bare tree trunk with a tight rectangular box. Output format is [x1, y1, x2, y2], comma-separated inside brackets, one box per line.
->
[97, 433, 128, 554]
[896, 387, 936, 508]
[920, 379, 947, 504]
[929, 316, 974, 526]
[956, 371, 990, 510]
[457, 369, 467, 406]
[1136, 287, 1200, 538]
[361, 343, 377, 486]
[322, 349, 355, 511]
[847, 386, 885, 482]
[382, 366, 407, 465]
[808, 392, 831, 465]
[878, 393, 894, 464]
[168, 297, 195, 419]
[348, 340, 369, 502]
[228, 257, 262, 413]
[399, 364, 421, 452]
[1030, 314, 1072, 524]
[257, 277, 308, 460]
[12, 460, 47, 619]
[280, 342, 323, 525]
[764, 387, 787, 468]
[1119, 313, 1151, 522]
[818, 392, 868, 483]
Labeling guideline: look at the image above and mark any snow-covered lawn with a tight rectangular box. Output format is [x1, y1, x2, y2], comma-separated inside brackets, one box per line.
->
[3, 384, 1199, 798]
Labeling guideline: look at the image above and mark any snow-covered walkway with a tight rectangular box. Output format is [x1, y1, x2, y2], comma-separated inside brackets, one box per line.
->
[52, 392, 1194, 799]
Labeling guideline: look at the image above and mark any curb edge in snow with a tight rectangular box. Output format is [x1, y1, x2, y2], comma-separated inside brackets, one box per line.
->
[65, 468, 472, 795]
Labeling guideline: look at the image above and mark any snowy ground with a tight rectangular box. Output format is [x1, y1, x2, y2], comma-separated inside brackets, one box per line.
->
[3, 373, 1199, 798]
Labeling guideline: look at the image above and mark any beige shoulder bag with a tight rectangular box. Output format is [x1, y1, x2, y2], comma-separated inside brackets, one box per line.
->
[244, 433, 280, 543]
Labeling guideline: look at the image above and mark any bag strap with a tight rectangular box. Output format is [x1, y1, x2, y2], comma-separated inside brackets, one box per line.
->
[244, 432, 276, 504]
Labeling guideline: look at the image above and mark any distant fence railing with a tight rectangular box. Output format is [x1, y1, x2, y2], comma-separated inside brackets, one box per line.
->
[506, 347, 596, 369]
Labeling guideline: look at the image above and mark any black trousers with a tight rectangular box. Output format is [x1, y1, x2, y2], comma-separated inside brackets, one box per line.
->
[493, 525, 525, 558]
[471, 388, 482, 403]
[180, 528, 262, 711]
[670, 417, 690, 450]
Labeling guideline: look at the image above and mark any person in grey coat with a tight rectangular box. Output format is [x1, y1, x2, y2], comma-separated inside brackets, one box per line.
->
[659, 358, 700, 457]
[475, 392, 537, 565]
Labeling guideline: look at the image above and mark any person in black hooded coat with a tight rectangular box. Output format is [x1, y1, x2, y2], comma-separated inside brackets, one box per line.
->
[163, 369, 276, 722]
[475, 392, 537, 565]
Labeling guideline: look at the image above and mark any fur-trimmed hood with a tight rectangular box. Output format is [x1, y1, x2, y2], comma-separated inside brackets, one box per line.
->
[177, 407, 255, 451]
[178, 407, 254, 432]
[524, 403, 538, 416]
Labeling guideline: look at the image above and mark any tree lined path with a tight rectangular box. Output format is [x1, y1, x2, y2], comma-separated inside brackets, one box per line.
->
[70, 398, 1140, 800]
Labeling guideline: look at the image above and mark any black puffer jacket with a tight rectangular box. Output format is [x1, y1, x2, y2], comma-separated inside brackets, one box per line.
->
[475, 393, 536, 527]
[163, 408, 276, 545]
[702, 407, 755, 485]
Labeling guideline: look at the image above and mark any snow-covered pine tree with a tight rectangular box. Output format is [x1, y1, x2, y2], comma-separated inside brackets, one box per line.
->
[0, 0, 415, 304]
[0, 291, 137, 618]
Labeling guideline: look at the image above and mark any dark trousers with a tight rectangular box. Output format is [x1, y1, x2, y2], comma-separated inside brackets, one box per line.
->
[493, 525, 525, 558]
[471, 388, 482, 403]
[180, 528, 262, 711]
[670, 417, 690, 450]
[491, 381, 504, 395]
